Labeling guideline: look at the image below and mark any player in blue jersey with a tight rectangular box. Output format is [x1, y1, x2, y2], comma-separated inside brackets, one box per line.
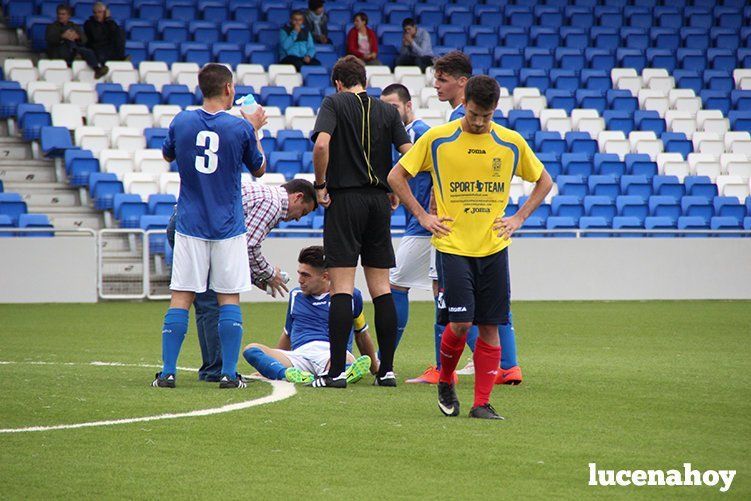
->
[152, 63, 268, 389]
[242, 246, 377, 384]
[431, 51, 523, 385]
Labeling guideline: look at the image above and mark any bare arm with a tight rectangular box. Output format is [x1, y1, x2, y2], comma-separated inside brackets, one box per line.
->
[397, 142, 412, 155]
[313, 132, 331, 208]
[275, 332, 291, 351]
[388, 163, 451, 237]
[495, 169, 554, 239]
[355, 328, 380, 375]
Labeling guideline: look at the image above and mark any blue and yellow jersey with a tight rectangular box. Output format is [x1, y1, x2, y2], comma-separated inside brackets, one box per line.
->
[399, 119, 544, 257]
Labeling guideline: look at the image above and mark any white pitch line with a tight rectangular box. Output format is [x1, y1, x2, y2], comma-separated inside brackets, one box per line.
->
[0, 361, 296, 434]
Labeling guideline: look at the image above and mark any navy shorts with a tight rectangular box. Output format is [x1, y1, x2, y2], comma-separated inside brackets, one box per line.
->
[435, 248, 510, 325]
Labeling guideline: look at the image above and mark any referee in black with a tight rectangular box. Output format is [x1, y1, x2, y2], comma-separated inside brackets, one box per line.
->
[311, 55, 411, 388]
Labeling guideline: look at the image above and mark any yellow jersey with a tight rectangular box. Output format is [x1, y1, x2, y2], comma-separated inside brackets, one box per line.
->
[399, 119, 544, 257]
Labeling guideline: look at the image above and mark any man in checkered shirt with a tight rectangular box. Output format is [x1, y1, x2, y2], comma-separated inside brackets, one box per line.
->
[166, 178, 317, 381]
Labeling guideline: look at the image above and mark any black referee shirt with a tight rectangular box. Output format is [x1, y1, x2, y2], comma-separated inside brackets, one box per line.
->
[312, 91, 411, 192]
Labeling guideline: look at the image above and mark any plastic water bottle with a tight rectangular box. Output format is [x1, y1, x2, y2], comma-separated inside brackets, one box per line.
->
[235, 94, 258, 115]
[266, 271, 290, 296]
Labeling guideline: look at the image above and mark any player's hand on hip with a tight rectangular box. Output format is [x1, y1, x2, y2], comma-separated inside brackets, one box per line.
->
[242, 106, 268, 131]
[316, 187, 331, 208]
[388, 193, 399, 211]
[494, 214, 523, 240]
[268, 267, 289, 298]
[418, 213, 452, 237]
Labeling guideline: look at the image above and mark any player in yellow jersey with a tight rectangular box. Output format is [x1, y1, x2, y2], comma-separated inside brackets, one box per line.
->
[388, 76, 553, 419]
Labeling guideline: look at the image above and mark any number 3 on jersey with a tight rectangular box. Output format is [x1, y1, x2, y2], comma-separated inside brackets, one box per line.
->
[195, 131, 219, 174]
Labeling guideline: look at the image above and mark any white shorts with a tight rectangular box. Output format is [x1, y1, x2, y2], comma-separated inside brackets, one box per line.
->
[428, 246, 438, 281]
[390, 236, 433, 290]
[170, 232, 252, 294]
[279, 340, 354, 376]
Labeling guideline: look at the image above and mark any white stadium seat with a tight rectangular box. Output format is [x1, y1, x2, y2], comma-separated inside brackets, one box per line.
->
[572, 109, 604, 136]
[369, 74, 396, 89]
[284, 106, 314, 126]
[27, 81, 61, 111]
[290, 116, 316, 137]
[119, 104, 153, 130]
[51, 104, 84, 130]
[63, 82, 97, 112]
[267, 64, 296, 81]
[637, 89, 669, 118]
[692, 132, 724, 157]
[87, 104, 120, 130]
[124, 172, 159, 199]
[38, 59, 72, 85]
[688, 153, 721, 181]
[258, 172, 286, 186]
[152, 105, 181, 128]
[665, 110, 697, 139]
[615, 76, 643, 97]
[100, 149, 135, 178]
[720, 154, 751, 179]
[71, 60, 95, 82]
[394, 66, 421, 80]
[138, 61, 171, 91]
[293, 173, 315, 183]
[135, 150, 170, 175]
[399, 74, 427, 95]
[5, 59, 38, 88]
[628, 131, 662, 160]
[598, 130, 630, 160]
[106, 61, 139, 88]
[365, 66, 391, 80]
[518, 95, 547, 117]
[733, 69, 751, 89]
[541, 109, 572, 134]
[657, 153, 690, 180]
[512, 87, 540, 107]
[75, 126, 109, 156]
[170, 62, 200, 88]
[274, 73, 303, 94]
[241, 72, 269, 89]
[724, 132, 751, 155]
[111, 127, 146, 152]
[495, 96, 514, 116]
[716, 175, 750, 200]
[159, 172, 180, 196]
[610, 68, 638, 88]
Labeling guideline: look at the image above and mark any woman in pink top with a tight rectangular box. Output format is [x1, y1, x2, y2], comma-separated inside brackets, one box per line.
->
[346, 12, 381, 66]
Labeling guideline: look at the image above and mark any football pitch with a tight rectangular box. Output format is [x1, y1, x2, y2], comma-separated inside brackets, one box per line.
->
[1, 301, 749, 499]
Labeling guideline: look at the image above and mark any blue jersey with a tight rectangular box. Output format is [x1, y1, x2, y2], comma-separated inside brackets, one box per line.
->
[449, 103, 465, 121]
[284, 288, 367, 352]
[162, 109, 264, 240]
[403, 119, 432, 237]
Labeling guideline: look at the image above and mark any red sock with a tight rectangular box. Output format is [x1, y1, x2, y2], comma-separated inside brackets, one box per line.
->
[473, 338, 501, 407]
[438, 324, 465, 384]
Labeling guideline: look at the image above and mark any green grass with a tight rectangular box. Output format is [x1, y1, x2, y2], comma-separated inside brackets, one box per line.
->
[1, 301, 749, 499]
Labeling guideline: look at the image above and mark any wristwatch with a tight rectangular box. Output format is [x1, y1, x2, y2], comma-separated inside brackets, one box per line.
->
[314, 181, 327, 190]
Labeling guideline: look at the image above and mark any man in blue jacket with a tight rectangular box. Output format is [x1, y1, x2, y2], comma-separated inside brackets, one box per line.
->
[279, 10, 321, 71]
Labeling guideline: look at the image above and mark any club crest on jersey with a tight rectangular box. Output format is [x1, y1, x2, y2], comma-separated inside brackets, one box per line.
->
[492, 157, 502, 177]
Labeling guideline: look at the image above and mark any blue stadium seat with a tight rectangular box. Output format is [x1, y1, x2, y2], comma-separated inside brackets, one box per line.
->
[565, 132, 597, 156]
[584, 196, 616, 224]
[591, 27, 619, 50]
[0, 85, 27, 119]
[579, 216, 610, 237]
[222, 22, 252, 45]
[661, 132, 693, 158]
[625, 154, 657, 177]
[713, 197, 745, 226]
[649, 196, 681, 223]
[17, 214, 53, 237]
[616, 48, 646, 73]
[190, 21, 220, 44]
[612, 216, 643, 238]
[6, 1, 34, 28]
[260, 135, 276, 156]
[519, 196, 552, 221]
[147, 42, 179, 65]
[556, 175, 588, 200]
[524, 48, 554, 71]
[66, 150, 99, 187]
[620, 28, 649, 51]
[517, 216, 545, 238]
[0, 193, 28, 226]
[212, 43, 243, 67]
[551, 196, 584, 221]
[576, 90, 605, 115]
[731, 91, 751, 111]
[96, 83, 128, 108]
[201, 2, 229, 21]
[650, 27, 680, 51]
[18, 103, 51, 141]
[170, 3, 197, 23]
[545, 90, 575, 114]
[546, 216, 577, 237]
[570, 6, 597, 28]
[535, 6, 563, 28]
[144, 128, 168, 149]
[534, 131, 565, 156]
[587, 175, 619, 201]
[652, 176, 685, 202]
[620, 175, 652, 202]
[708, 49, 737, 72]
[249, 49, 277, 68]
[0, 214, 13, 236]
[606, 90, 638, 113]
[180, 42, 211, 66]
[711, 216, 742, 237]
[269, 151, 302, 178]
[521, 69, 550, 92]
[489, 68, 518, 91]
[684, 176, 718, 202]
[129, 84, 161, 110]
[127, 20, 157, 43]
[681, 196, 714, 224]
[137, 3, 165, 22]
[531, 27, 560, 49]
[603, 110, 634, 135]
[162, 84, 194, 107]
[506, 6, 534, 27]
[140, 215, 170, 254]
[158, 20, 189, 43]
[508, 110, 540, 138]
[634, 110, 666, 136]
[148, 194, 177, 216]
[677, 215, 709, 238]
[553, 49, 584, 72]
[40, 126, 73, 157]
[277, 130, 309, 153]
[625, 6, 651, 30]
[729, 111, 751, 133]
[89, 173, 124, 211]
[594, 153, 625, 177]
[673, 70, 702, 95]
[114, 193, 148, 228]
[677, 49, 706, 72]
[645, 216, 677, 238]
[616, 195, 648, 220]
[561, 153, 592, 177]
[703, 70, 734, 93]
[536, 153, 561, 179]
[681, 27, 710, 51]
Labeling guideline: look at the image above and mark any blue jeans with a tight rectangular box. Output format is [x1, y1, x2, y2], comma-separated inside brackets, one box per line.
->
[167, 213, 222, 381]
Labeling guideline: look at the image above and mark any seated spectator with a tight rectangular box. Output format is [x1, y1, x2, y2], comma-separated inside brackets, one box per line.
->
[279, 10, 321, 71]
[395, 18, 433, 72]
[305, 0, 329, 44]
[46, 4, 108, 78]
[84, 2, 127, 65]
[346, 12, 381, 66]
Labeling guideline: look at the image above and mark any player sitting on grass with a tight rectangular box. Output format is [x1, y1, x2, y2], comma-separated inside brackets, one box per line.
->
[242, 246, 377, 384]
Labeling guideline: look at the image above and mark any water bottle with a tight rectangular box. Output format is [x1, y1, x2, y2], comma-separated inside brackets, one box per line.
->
[235, 94, 259, 115]
[266, 271, 290, 296]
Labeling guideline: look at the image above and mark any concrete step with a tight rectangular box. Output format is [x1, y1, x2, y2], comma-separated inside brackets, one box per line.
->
[0, 27, 18, 45]
[0, 45, 36, 64]
[0, 164, 57, 183]
[102, 260, 144, 277]
[0, 138, 33, 160]
[33, 207, 104, 230]
[5, 183, 82, 207]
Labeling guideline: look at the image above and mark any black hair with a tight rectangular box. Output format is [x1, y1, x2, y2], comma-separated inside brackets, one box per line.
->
[331, 55, 367, 89]
[298, 245, 325, 270]
[402, 18, 416, 28]
[381, 83, 411, 104]
[282, 178, 318, 209]
[464, 75, 500, 111]
[433, 50, 472, 79]
[353, 11, 368, 24]
[198, 63, 233, 99]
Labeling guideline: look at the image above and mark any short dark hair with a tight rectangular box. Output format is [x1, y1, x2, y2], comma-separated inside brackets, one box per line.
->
[308, 0, 324, 10]
[198, 63, 233, 99]
[57, 4, 72, 14]
[464, 75, 500, 111]
[433, 51, 472, 79]
[402, 18, 416, 28]
[353, 11, 368, 24]
[298, 245, 325, 270]
[381, 83, 411, 104]
[331, 55, 366, 89]
[290, 9, 305, 19]
[282, 178, 318, 209]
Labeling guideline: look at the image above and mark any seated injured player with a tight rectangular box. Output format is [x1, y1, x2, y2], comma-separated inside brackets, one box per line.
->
[242, 245, 378, 384]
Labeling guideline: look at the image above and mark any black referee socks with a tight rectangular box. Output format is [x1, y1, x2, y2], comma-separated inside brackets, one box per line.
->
[328, 293, 354, 378]
[373, 293, 398, 377]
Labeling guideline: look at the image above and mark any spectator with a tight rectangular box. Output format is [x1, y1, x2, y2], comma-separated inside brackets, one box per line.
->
[395, 18, 433, 72]
[346, 12, 380, 66]
[305, 0, 329, 44]
[279, 10, 321, 71]
[46, 4, 108, 78]
[84, 2, 127, 66]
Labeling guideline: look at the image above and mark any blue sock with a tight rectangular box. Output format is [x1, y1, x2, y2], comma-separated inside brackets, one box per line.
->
[466, 325, 479, 352]
[392, 288, 409, 349]
[242, 347, 286, 380]
[499, 312, 518, 369]
[161, 307, 189, 376]
[434, 295, 443, 368]
[218, 304, 243, 378]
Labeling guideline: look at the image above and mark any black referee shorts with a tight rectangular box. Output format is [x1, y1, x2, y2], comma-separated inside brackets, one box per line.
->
[323, 188, 395, 269]
[436, 248, 510, 325]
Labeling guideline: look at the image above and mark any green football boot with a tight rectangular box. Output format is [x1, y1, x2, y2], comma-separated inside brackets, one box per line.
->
[285, 367, 315, 384]
[345, 355, 372, 384]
